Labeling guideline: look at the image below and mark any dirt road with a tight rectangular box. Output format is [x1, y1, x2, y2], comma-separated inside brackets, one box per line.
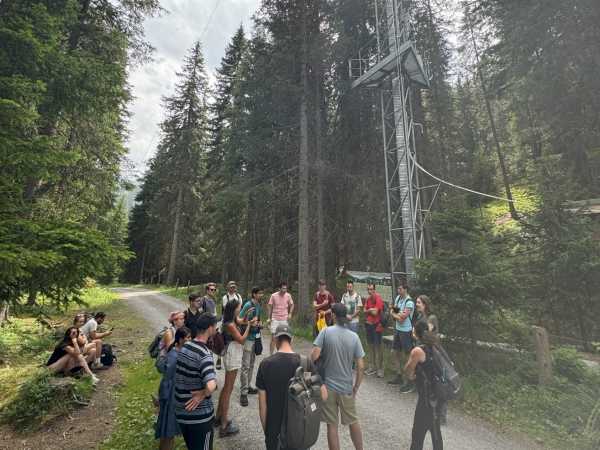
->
[116, 287, 542, 450]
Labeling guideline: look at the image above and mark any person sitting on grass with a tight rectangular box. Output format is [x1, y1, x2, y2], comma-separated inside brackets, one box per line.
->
[74, 313, 103, 370]
[80, 312, 112, 370]
[46, 327, 99, 385]
[155, 326, 191, 450]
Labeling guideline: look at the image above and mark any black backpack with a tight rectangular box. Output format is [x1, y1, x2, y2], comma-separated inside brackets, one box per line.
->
[100, 343, 116, 366]
[148, 326, 168, 359]
[279, 355, 322, 450]
[380, 301, 391, 328]
[425, 344, 461, 402]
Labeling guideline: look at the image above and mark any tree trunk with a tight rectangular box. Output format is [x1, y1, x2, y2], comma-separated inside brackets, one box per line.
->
[166, 186, 183, 285]
[467, 17, 518, 220]
[297, 3, 311, 322]
[315, 61, 325, 282]
[0, 303, 9, 326]
[26, 289, 37, 306]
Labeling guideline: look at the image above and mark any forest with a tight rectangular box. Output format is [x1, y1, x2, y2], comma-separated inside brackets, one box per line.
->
[2, 1, 599, 348]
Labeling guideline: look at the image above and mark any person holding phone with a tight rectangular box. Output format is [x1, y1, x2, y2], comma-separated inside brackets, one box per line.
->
[238, 287, 264, 407]
[46, 327, 99, 384]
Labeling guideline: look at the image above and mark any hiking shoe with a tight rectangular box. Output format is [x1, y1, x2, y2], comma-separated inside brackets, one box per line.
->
[240, 395, 248, 407]
[247, 387, 258, 395]
[400, 383, 416, 394]
[219, 421, 240, 438]
[365, 368, 376, 376]
[91, 362, 105, 370]
[388, 375, 403, 385]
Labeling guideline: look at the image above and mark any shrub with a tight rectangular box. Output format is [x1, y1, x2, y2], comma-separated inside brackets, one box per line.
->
[552, 346, 588, 383]
[0, 369, 94, 430]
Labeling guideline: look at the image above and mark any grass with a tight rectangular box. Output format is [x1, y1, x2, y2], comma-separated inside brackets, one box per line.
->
[0, 287, 120, 430]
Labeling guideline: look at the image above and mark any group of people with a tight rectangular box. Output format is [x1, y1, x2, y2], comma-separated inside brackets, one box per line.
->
[152, 279, 445, 450]
[45, 311, 113, 385]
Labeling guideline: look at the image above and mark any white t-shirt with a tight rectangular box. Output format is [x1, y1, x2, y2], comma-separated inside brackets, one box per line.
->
[80, 318, 98, 340]
[341, 292, 363, 323]
[222, 292, 242, 308]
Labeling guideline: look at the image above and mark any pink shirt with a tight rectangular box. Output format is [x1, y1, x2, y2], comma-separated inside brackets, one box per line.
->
[268, 292, 293, 321]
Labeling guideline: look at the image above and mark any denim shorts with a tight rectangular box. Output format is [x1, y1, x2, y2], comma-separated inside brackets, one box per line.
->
[393, 330, 414, 353]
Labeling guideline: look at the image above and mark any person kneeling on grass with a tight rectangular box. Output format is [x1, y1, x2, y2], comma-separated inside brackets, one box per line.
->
[46, 327, 99, 385]
[156, 326, 191, 450]
[80, 312, 112, 370]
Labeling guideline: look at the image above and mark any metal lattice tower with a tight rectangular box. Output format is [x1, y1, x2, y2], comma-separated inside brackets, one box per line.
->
[349, 0, 430, 288]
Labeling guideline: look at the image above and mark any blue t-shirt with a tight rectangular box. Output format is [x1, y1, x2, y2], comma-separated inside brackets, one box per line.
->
[239, 300, 261, 341]
[313, 325, 365, 395]
[394, 295, 414, 332]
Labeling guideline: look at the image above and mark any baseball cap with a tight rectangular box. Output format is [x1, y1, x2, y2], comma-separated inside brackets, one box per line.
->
[273, 324, 293, 339]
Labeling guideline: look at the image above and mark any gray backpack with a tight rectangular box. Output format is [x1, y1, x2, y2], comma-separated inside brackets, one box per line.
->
[278, 355, 322, 450]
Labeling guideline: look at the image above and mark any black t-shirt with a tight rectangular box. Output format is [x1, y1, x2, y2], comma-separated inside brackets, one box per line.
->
[184, 308, 202, 331]
[255, 352, 315, 448]
[46, 343, 68, 366]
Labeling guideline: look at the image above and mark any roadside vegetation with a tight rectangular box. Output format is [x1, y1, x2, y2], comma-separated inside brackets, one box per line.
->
[0, 287, 118, 430]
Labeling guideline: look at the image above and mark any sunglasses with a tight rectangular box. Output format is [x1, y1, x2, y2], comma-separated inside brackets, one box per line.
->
[208, 288, 216, 292]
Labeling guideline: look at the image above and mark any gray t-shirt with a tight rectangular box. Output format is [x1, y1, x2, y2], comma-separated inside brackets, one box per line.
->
[313, 324, 365, 395]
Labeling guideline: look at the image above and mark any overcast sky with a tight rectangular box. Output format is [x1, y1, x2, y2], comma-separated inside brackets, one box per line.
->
[124, 0, 261, 180]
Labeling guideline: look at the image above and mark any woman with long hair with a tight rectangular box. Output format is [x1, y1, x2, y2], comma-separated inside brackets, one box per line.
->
[415, 295, 439, 334]
[46, 327, 99, 384]
[404, 320, 443, 450]
[215, 298, 257, 437]
[160, 311, 185, 357]
[155, 326, 191, 450]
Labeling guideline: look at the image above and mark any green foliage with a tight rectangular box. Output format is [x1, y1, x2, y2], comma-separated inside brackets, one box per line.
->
[552, 347, 590, 384]
[416, 204, 512, 339]
[0, 369, 94, 431]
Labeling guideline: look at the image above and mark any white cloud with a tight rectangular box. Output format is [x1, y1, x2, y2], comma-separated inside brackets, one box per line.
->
[124, 0, 260, 179]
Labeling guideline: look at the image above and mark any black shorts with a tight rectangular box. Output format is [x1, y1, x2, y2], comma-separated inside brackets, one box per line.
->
[365, 323, 382, 345]
[393, 330, 414, 353]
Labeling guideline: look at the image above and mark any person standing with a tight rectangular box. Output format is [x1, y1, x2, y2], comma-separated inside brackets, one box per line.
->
[313, 280, 335, 337]
[222, 281, 243, 311]
[155, 327, 191, 450]
[184, 293, 203, 331]
[414, 294, 445, 424]
[174, 313, 218, 450]
[216, 298, 257, 437]
[405, 320, 444, 450]
[312, 304, 365, 450]
[200, 283, 218, 316]
[340, 281, 362, 333]
[239, 287, 264, 407]
[267, 282, 294, 354]
[389, 282, 416, 393]
[256, 324, 325, 450]
[217, 281, 243, 369]
[160, 311, 186, 358]
[363, 283, 384, 377]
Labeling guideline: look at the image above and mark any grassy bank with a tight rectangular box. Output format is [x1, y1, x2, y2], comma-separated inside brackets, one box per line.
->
[0, 287, 119, 430]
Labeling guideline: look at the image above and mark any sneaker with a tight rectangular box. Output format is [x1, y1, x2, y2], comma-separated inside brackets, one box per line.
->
[216, 362, 222, 370]
[91, 362, 105, 370]
[240, 395, 248, 407]
[219, 420, 240, 438]
[91, 374, 100, 385]
[247, 387, 258, 395]
[376, 369, 385, 378]
[400, 383, 416, 394]
[388, 375, 403, 385]
[365, 368, 376, 376]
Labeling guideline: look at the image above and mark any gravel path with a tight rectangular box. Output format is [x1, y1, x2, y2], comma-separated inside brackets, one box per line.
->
[115, 287, 543, 450]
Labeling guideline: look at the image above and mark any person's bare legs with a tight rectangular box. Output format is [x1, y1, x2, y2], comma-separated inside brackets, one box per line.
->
[47, 353, 74, 374]
[159, 437, 174, 450]
[218, 369, 237, 430]
[349, 422, 364, 450]
[84, 347, 96, 365]
[326, 423, 341, 450]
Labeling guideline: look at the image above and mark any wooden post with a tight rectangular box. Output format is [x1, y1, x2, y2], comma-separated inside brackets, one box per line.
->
[187, 280, 191, 294]
[533, 326, 552, 385]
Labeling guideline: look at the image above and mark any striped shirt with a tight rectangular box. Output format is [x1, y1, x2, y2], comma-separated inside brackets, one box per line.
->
[174, 339, 216, 425]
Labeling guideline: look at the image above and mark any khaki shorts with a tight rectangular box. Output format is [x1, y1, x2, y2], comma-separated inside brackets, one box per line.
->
[321, 389, 358, 426]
